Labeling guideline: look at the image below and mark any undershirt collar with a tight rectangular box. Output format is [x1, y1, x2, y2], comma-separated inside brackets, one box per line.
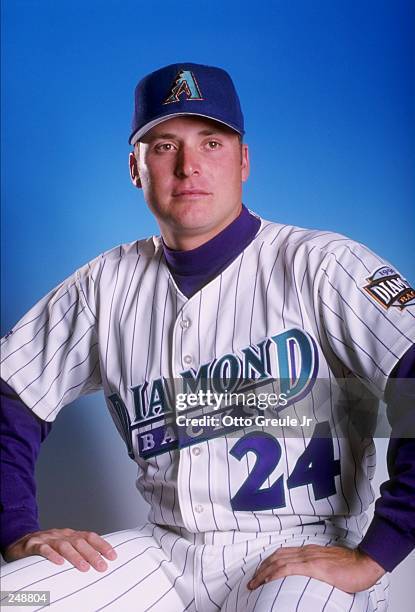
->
[162, 205, 261, 298]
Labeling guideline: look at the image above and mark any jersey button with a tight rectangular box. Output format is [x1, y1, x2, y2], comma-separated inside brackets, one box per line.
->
[194, 504, 204, 513]
[183, 354, 193, 365]
[192, 447, 201, 456]
[180, 319, 190, 329]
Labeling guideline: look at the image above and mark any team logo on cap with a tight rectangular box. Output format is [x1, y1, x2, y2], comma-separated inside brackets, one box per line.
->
[163, 69, 203, 104]
[363, 266, 415, 310]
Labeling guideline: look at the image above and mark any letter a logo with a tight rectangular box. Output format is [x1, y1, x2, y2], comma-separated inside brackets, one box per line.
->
[163, 70, 203, 104]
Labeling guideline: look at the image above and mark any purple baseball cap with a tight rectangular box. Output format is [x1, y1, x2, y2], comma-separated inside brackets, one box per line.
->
[129, 62, 245, 145]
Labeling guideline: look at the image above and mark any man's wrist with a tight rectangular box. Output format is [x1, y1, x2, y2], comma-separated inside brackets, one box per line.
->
[359, 515, 415, 572]
[0, 508, 39, 556]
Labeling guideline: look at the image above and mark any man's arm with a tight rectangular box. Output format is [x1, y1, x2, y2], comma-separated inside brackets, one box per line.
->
[249, 345, 415, 593]
[358, 344, 415, 571]
[0, 379, 51, 550]
[0, 380, 117, 572]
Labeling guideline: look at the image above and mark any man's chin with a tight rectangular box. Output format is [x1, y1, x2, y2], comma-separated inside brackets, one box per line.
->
[171, 204, 215, 230]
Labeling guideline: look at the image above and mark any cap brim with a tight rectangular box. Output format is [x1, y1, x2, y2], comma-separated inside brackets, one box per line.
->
[129, 113, 243, 145]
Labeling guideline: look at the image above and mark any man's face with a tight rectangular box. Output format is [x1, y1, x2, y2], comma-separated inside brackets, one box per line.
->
[129, 116, 249, 250]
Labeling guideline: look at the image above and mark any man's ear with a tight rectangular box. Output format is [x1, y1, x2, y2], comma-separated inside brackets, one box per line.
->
[241, 144, 250, 183]
[129, 151, 142, 188]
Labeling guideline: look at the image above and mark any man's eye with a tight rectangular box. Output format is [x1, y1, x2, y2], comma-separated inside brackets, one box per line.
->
[155, 143, 175, 152]
[206, 140, 221, 151]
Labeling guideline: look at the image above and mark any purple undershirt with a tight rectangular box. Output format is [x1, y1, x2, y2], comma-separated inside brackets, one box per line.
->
[162, 204, 261, 297]
[1, 205, 414, 573]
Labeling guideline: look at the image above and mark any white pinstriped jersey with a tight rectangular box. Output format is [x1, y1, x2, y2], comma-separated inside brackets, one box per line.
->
[2, 217, 415, 539]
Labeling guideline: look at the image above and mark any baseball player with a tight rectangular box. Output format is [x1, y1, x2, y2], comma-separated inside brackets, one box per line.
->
[1, 63, 414, 612]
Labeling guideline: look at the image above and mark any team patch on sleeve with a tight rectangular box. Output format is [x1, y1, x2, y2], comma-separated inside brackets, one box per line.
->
[363, 266, 415, 310]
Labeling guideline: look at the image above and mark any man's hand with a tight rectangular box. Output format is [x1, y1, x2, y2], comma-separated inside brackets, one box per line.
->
[4, 528, 117, 572]
[247, 545, 385, 594]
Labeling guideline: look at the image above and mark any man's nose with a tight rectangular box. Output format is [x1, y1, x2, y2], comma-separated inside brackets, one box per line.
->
[174, 146, 201, 178]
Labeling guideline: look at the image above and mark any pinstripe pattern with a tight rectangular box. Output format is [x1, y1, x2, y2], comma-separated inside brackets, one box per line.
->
[1, 219, 411, 609]
[2, 222, 414, 534]
[116, 251, 141, 392]
[1, 524, 388, 611]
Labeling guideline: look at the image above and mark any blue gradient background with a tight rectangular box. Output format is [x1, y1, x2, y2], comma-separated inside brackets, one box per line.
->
[1, 1, 414, 602]
[2, 0, 414, 330]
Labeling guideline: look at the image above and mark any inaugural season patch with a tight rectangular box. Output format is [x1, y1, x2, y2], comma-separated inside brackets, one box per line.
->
[363, 266, 415, 310]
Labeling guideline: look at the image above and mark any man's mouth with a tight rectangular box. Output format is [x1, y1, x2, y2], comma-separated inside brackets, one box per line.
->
[172, 189, 211, 198]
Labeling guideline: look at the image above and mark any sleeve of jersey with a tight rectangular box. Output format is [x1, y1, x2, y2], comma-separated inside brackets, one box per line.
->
[0, 379, 52, 554]
[358, 345, 415, 571]
[316, 240, 415, 396]
[0, 264, 102, 422]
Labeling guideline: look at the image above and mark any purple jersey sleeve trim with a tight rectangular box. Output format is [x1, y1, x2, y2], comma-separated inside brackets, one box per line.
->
[358, 344, 415, 571]
[0, 379, 52, 553]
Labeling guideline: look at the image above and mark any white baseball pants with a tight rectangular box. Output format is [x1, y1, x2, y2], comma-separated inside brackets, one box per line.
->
[1, 523, 389, 611]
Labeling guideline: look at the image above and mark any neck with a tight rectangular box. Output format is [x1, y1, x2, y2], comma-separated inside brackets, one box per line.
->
[160, 205, 243, 251]
[162, 204, 261, 297]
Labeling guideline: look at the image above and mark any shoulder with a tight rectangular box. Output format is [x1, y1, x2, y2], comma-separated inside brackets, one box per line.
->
[254, 216, 355, 253]
[75, 236, 163, 282]
[246, 215, 405, 303]
[252, 215, 379, 266]
[70, 236, 165, 312]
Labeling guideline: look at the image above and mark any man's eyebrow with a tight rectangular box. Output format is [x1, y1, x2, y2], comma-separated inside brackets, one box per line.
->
[147, 132, 178, 140]
[198, 129, 223, 136]
[148, 129, 225, 140]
